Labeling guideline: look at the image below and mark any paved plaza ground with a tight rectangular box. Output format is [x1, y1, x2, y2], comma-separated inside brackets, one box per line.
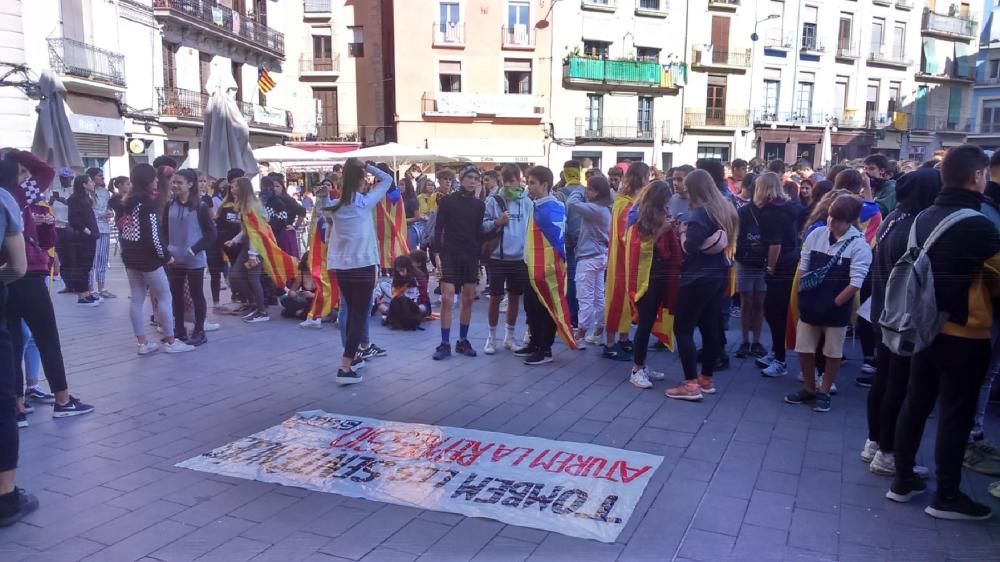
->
[2, 271, 1000, 562]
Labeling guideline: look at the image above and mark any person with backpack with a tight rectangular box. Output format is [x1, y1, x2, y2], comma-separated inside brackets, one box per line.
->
[732, 173, 767, 360]
[482, 164, 532, 354]
[887, 145, 1000, 520]
[784, 194, 871, 413]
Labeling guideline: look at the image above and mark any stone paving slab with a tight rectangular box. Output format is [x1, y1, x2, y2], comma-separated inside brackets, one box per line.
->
[2, 271, 1000, 561]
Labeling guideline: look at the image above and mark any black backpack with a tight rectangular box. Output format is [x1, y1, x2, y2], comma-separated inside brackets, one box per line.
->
[734, 205, 767, 268]
[387, 296, 423, 330]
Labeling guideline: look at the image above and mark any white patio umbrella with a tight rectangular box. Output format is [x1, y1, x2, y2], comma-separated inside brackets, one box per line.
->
[820, 125, 833, 168]
[200, 61, 257, 179]
[339, 142, 463, 170]
[31, 69, 83, 171]
[253, 144, 338, 162]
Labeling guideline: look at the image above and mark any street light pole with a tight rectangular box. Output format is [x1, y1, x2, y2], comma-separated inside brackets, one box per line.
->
[747, 14, 780, 161]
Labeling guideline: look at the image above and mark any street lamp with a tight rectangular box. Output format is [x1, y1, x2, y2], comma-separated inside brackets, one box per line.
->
[747, 15, 780, 159]
[750, 14, 780, 43]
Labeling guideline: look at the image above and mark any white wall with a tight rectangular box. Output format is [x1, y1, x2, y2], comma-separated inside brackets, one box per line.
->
[0, 0, 33, 149]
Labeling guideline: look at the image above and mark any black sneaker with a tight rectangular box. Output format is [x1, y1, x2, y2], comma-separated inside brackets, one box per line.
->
[186, 332, 207, 347]
[351, 355, 367, 370]
[455, 339, 477, 357]
[432, 343, 452, 360]
[53, 396, 95, 418]
[925, 492, 993, 520]
[784, 389, 816, 405]
[244, 311, 270, 323]
[335, 369, 363, 385]
[619, 339, 634, 353]
[16, 412, 27, 428]
[856, 376, 873, 388]
[750, 342, 768, 358]
[812, 392, 832, 413]
[524, 350, 553, 365]
[513, 344, 538, 358]
[885, 476, 928, 503]
[25, 387, 55, 404]
[22, 403, 34, 414]
[365, 343, 388, 358]
[76, 297, 99, 307]
[0, 488, 39, 527]
[734, 342, 751, 358]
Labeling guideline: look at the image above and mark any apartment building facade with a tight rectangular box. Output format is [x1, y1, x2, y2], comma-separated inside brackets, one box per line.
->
[968, 0, 1000, 152]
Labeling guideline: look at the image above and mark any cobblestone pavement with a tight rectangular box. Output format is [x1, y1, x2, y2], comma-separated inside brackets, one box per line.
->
[2, 274, 1000, 562]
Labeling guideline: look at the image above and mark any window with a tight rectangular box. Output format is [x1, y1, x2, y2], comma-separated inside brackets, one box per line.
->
[313, 35, 332, 59]
[503, 59, 532, 94]
[763, 79, 780, 119]
[888, 82, 901, 114]
[977, 100, 999, 132]
[586, 94, 603, 133]
[162, 41, 177, 90]
[909, 144, 926, 161]
[990, 60, 1000, 79]
[795, 79, 814, 119]
[636, 47, 660, 62]
[508, 1, 529, 26]
[313, 88, 339, 140]
[231, 61, 243, 102]
[801, 6, 818, 50]
[198, 52, 211, 94]
[707, 75, 727, 125]
[440, 2, 460, 25]
[583, 40, 610, 58]
[348, 26, 364, 57]
[866, 81, 879, 125]
[439, 61, 461, 92]
[871, 18, 884, 54]
[637, 97, 653, 136]
[764, 143, 785, 162]
[834, 78, 849, 117]
[639, 0, 662, 9]
[697, 144, 730, 161]
[892, 24, 906, 59]
[838, 14, 853, 51]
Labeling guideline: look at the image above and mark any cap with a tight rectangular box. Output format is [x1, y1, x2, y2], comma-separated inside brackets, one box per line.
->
[58, 168, 75, 178]
[460, 165, 481, 179]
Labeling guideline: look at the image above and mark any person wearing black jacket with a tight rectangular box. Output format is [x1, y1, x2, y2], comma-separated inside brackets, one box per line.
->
[119, 164, 194, 355]
[888, 145, 1000, 520]
[269, 173, 306, 258]
[65, 175, 100, 305]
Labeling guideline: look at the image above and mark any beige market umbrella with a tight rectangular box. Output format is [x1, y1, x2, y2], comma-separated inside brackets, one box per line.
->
[200, 61, 257, 179]
[31, 69, 83, 171]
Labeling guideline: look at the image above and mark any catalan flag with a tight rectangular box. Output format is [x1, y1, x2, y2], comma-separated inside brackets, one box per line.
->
[604, 194, 636, 336]
[623, 221, 680, 351]
[525, 198, 577, 349]
[257, 67, 276, 94]
[307, 212, 338, 320]
[243, 205, 297, 287]
[374, 190, 409, 270]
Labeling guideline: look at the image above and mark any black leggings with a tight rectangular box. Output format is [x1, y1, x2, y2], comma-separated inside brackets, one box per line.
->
[207, 245, 225, 304]
[763, 271, 793, 362]
[633, 277, 666, 367]
[524, 287, 556, 352]
[64, 233, 96, 293]
[8, 276, 69, 398]
[167, 266, 207, 337]
[0, 284, 16, 472]
[867, 342, 911, 452]
[675, 280, 725, 380]
[336, 266, 377, 361]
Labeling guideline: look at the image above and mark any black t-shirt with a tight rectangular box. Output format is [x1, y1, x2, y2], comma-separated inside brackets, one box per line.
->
[758, 201, 799, 270]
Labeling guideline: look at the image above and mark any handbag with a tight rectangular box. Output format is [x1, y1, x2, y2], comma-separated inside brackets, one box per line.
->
[799, 234, 859, 291]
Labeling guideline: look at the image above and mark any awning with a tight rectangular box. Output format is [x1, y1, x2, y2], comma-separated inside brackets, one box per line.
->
[64, 93, 125, 137]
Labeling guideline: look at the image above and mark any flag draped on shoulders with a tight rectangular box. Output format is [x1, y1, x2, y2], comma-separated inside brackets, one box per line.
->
[623, 216, 680, 351]
[605, 195, 636, 335]
[525, 198, 577, 349]
[374, 189, 409, 270]
[243, 205, 297, 287]
[307, 212, 338, 320]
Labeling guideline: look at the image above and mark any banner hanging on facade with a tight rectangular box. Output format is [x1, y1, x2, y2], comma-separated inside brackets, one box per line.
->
[177, 411, 663, 543]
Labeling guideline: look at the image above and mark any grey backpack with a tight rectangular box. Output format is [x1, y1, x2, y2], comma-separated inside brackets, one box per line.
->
[879, 209, 981, 357]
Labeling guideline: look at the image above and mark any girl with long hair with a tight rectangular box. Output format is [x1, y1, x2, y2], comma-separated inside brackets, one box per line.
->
[66, 175, 100, 305]
[270, 173, 307, 258]
[119, 164, 194, 354]
[326, 158, 394, 384]
[226, 178, 270, 322]
[665, 169, 739, 401]
[625, 180, 682, 389]
[164, 169, 217, 346]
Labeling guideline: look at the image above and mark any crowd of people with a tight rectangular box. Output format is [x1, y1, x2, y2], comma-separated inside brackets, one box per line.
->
[1, 142, 1000, 528]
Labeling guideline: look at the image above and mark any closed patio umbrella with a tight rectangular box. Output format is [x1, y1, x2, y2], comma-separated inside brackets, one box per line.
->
[31, 69, 83, 171]
[200, 61, 257, 179]
[820, 125, 833, 168]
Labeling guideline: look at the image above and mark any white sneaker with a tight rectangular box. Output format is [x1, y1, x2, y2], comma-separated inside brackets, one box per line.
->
[484, 335, 496, 355]
[815, 376, 838, 394]
[203, 322, 220, 332]
[585, 334, 602, 345]
[870, 450, 894, 474]
[755, 352, 775, 369]
[575, 337, 588, 350]
[629, 367, 653, 389]
[646, 368, 665, 381]
[162, 340, 195, 353]
[299, 318, 323, 329]
[861, 439, 879, 464]
[137, 342, 160, 356]
[761, 361, 787, 377]
[503, 337, 514, 351]
[861, 362, 877, 375]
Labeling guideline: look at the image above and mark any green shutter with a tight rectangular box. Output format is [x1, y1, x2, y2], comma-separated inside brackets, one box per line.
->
[948, 87, 962, 127]
[922, 38, 940, 74]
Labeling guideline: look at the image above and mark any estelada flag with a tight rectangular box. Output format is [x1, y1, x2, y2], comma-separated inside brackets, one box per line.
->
[307, 213, 338, 320]
[374, 194, 409, 270]
[623, 221, 680, 351]
[525, 198, 577, 349]
[243, 205, 297, 287]
[605, 194, 636, 336]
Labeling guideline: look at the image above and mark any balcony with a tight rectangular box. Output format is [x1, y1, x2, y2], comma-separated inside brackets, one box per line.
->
[47, 38, 126, 95]
[303, 0, 332, 19]
[921, 10, 976, 40]
[421, 92, 542, 121]
[873, 0, 891, 6]
[800, 38, 825, 55]
[707, 0, 739, 11]
[501, 25, 534, 50]
[867, 51, 912, 69]
[895, 0, 913, 10]
[298, 55, 340, 78]
[581, 0, 617, 13]
[916, 68, 974, 84]
[764, 35, 793, 50]
[156, 87, 292, 132]
[433, 22, 465, 48]
[684, 109, 748, 130]
[635, 0, 668, 18]
[835, 42, 860, 60]
[562, 56, 680, 94]
[752, 111, 827, 127]
[690, 47, 751, 72]
[574, 118, 670, 140]
[152, 0, 284, 59]
[908, 112, 973, 132]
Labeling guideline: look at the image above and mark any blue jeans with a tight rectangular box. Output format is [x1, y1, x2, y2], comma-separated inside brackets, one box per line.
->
[338, 290, 373, 348]
[21, 322, 41, 385]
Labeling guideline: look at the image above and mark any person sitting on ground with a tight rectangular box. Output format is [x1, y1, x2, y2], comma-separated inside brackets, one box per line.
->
[279, 251, 316, 320]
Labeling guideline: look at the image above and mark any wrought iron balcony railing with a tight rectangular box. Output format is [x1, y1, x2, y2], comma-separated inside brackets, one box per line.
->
[47, 37, 126, 87]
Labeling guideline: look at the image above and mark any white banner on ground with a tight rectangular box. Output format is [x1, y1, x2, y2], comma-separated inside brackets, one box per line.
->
[177, 410, 663, 543]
